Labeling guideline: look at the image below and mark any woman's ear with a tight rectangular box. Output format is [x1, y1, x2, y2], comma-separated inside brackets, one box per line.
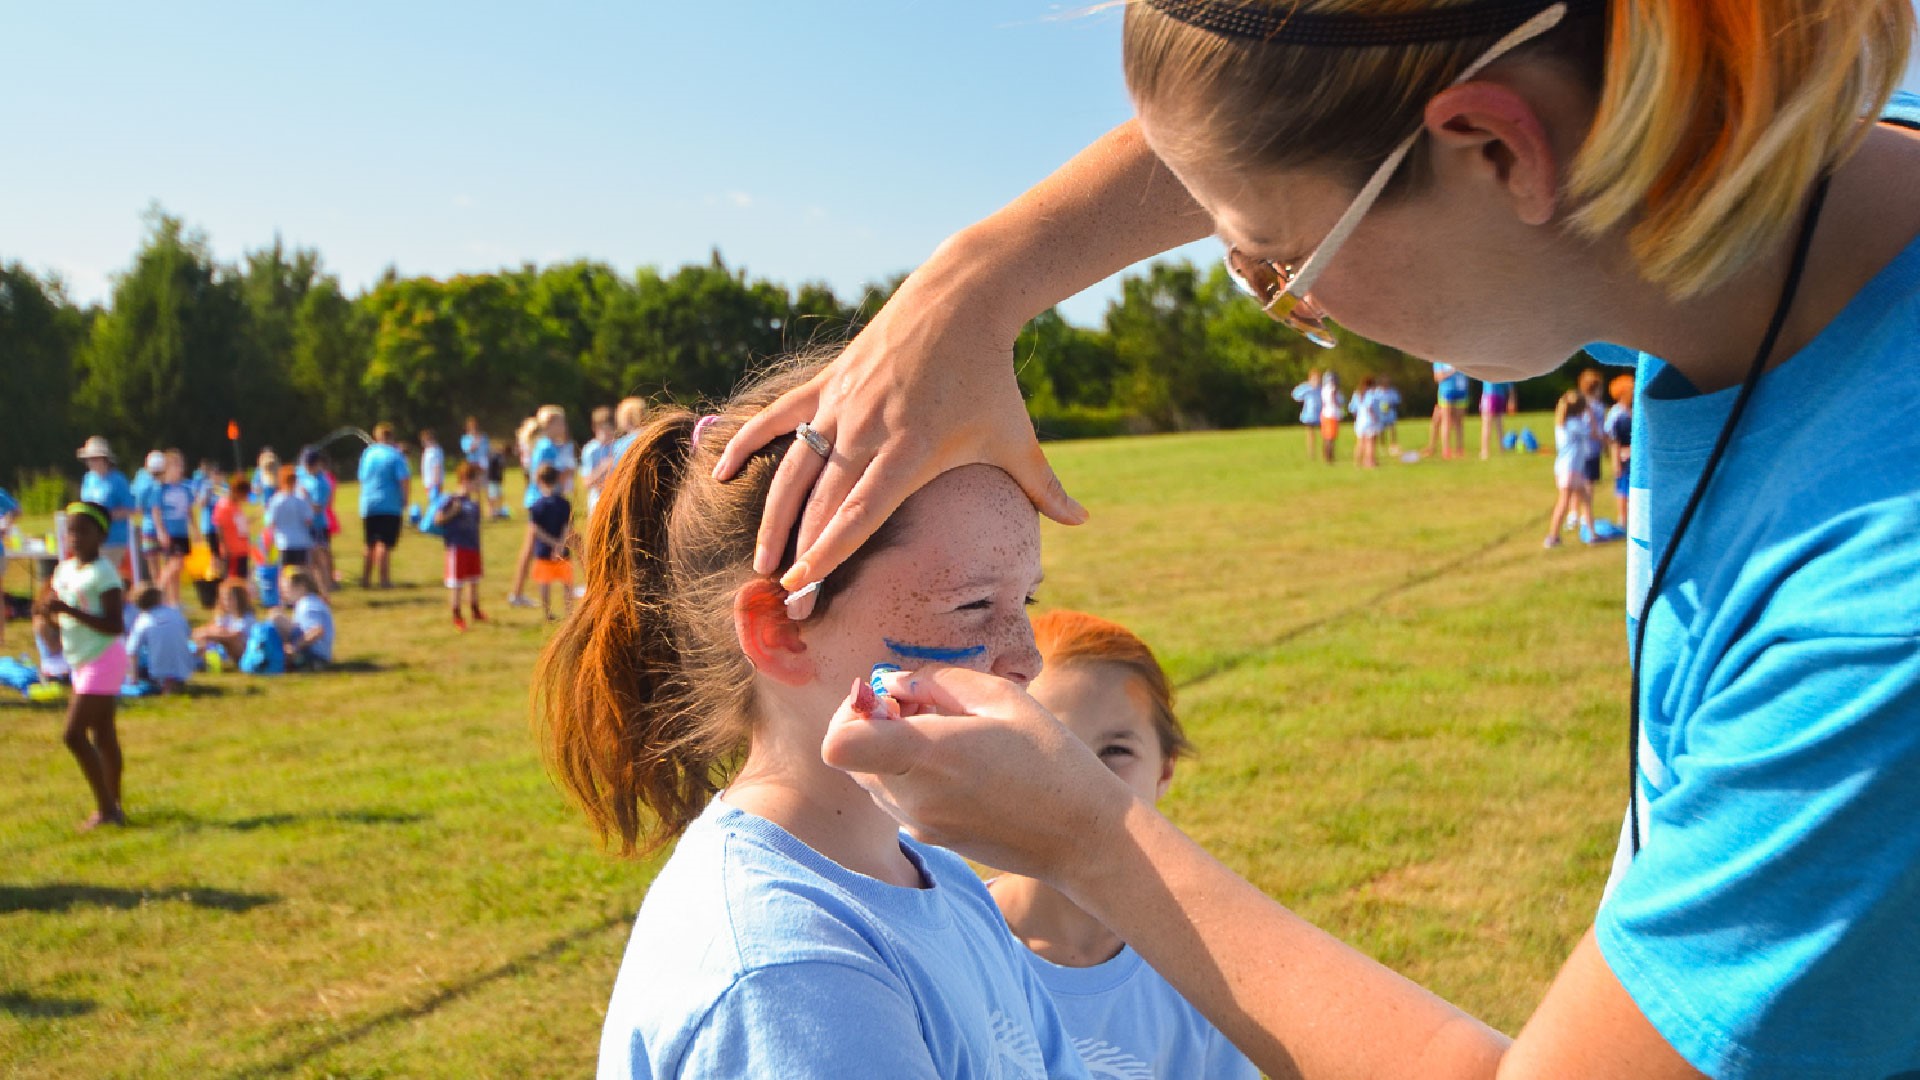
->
[734, 578, 813, 687]
[1424, 80, 1560, 227]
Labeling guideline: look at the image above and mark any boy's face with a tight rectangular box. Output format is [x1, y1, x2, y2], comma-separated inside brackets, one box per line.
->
[1030, 662, 1174, 804]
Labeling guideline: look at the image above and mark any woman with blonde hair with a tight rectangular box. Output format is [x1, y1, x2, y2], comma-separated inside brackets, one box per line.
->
[719, 1, 1920, 1076]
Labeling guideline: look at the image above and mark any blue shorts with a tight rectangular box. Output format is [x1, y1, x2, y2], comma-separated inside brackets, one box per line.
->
[1615, 472, 1630, 498]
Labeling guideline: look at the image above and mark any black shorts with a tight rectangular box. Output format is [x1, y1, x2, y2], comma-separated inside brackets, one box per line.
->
[280, 548, 310, 568]
[363, 514, 402, 549]
[1583, 456, 1602, 484]
[206, 530, 223, 559]
[226, 555, 250, 581]
[165, 535, 192, 557]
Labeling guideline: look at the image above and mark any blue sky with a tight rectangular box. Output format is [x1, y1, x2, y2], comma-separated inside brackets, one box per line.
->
[4, 2, 1917, 327]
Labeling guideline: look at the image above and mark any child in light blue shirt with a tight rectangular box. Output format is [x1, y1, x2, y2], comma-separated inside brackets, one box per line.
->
[126, 586, 194, 692]
[534, 363, 1087, 1080]
[991, 610, 1258, 1080]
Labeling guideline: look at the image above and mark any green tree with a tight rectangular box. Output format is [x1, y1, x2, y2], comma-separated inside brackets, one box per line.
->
[0, 264, 86, 487]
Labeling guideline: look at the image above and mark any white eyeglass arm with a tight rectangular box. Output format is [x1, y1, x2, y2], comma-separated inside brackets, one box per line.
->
[1285, 2, 1569, 299]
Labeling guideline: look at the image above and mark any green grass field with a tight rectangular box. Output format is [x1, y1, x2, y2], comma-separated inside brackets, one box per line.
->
[1, 417, 1630, 1078]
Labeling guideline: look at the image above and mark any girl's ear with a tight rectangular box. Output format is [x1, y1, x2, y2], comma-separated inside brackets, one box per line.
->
[734, 578, 813, 687]
[1155, 754, 1176, 801]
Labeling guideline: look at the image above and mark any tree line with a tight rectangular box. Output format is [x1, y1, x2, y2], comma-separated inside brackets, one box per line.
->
[1, 208, 1586, 499]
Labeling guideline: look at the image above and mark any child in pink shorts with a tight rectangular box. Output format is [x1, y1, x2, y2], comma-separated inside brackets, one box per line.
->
[33, 502, 129, 829]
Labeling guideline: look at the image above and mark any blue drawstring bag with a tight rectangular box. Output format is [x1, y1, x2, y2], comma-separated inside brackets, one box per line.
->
[1518, 429, 1541, 453]
[253, 562, 281, 609]
[239, 621, 286, 675]
[0, 655, 39, 696]
[1502, 431, 1520, 452]
[416, 494, 450, 537]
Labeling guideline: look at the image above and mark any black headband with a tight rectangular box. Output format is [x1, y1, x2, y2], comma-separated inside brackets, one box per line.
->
[1142, 0, 1585, 46]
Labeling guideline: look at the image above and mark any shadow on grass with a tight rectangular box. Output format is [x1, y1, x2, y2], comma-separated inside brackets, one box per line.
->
[0, 991, 98, 1019]
[229, 912, 630, 1079]
[313, 658, 396, 674]
[1180, 512, 1539, 690]
[135, 808, 427, 832]
[0, 883, 279, 914]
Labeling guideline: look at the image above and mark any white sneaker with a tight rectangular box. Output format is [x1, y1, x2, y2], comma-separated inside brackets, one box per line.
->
[507, 594, 538, 609]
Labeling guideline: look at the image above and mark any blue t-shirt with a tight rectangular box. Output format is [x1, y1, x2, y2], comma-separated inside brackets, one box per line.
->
[356, 444, 411, 517]
[1290, 382, 1322, 424]
[438, 495, 481, 552]
[291, 594, 334, 662]
[266, 492, 315, 552]
[130, 469, 159, 537]
[524, 437, 561, 508]
[459, 432, 491, 467]
[580, 438, 610, 487]
[528, 494, 571, 560]
[1434, 363, 1470, 403]
[1586, 161, 1920, 1076]
[191, 475, 219, 536]
[0, 486, 20, 519]
[298, 468, 334, 514]
[610, 430, 638, 462]
[599, 800, 1088, 1080]
[1020, 944, 1258, 1080]
[155, 480, 194, 538]
[80, 469, 136, 548]
[128, 605, 194, 683]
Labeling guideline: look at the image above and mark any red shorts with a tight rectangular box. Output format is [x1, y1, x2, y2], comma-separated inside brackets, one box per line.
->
[444, 546, 482, 587]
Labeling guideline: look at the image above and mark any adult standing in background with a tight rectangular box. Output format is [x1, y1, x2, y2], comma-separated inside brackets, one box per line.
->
[716, 1, 1920, 1075]
[1432, 362, 1471, 459]
[355, 423, 411, 590]
[76, 438, 139, 586]
[1478, 380, 1513, 459]
[579, 406, 617, 521]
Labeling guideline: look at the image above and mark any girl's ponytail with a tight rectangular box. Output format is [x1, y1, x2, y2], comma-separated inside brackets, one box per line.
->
[535, 408, 708, 856]
[1569, 0, 1914, 296]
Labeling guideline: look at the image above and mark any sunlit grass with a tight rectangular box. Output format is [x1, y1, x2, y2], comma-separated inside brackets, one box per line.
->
[1, 413, 1625, 1077]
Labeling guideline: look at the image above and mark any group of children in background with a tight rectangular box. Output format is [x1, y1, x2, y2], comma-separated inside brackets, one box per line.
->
[1543, 369, 1634, 549]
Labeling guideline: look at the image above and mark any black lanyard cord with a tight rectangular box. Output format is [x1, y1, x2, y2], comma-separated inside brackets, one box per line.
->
[1626, 172, 1833, 856]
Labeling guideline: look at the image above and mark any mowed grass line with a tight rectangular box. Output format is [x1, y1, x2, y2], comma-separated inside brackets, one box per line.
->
[2, 415, 1625, 1076]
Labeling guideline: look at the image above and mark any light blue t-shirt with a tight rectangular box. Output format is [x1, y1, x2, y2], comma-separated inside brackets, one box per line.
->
[266, 492, 315, 552]
[421, 444, 446, 495]
[1020, 944, 1258, 1080]
[600, 799, 1089, 1080]
[459, 432, 491, 466]
[291, 594, 334, 662]
[298, 468, 334, 517]
[80, 469, 136, 548]
[1587, 173, 1920, 1075]
[131, 469, 159, 537]
[1434, 363, 1470, 402]
[0, 486, 18, 519]
[1290, 382, 1322, 424]
[155, 480, 193, 538]
[610, 430, 638, 462]
[356, 444, 410, 517]
[127, 604, 194, 683]
[524, 437, 561, 508]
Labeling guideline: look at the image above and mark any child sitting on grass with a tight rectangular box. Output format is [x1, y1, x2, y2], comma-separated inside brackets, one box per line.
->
[988, 610, 1258, 1080]
[526, 464, 574, 621]
[126, 586, 194, 693]
[534, 358, 1086, 1079]
[274, 569, 334, 670]
[193, 580, 255, 661]
[434, 462, 487, 631]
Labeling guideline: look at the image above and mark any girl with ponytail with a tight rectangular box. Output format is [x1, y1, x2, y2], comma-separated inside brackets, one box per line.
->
[716, 1, 1920, 1077]
[535, 356, 1087, 1078]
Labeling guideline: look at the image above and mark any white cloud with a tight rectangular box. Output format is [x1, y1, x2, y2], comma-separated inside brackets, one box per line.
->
[452, 193, 478, 209]
[727, 191, 753, 208]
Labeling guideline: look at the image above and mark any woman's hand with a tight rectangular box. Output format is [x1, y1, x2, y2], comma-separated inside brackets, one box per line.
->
[715, 248, 1087, 604]
[822, 665, 1134, 883]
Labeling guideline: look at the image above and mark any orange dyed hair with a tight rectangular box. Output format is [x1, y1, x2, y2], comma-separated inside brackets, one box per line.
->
[1032, 610, 1191, 761]
[277, 464, 299, 492]
[1124, 0, 1913, 297]
[1608, 373, 1635, 403]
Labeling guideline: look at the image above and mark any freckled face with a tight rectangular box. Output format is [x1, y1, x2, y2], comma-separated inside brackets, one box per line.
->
[805, 464, 1044, 696]
[1029, 662, 1171, 804]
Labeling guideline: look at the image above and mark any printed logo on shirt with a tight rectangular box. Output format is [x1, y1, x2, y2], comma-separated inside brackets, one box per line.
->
[1071, 1036, 1155, 1080]
[987, 1010, 1047, 1079]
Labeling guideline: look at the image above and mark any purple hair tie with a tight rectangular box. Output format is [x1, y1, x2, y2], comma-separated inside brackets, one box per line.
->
[691, 415, 721, 450]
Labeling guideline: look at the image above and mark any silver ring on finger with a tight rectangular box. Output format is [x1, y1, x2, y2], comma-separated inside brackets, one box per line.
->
[795, 421, 832, 460]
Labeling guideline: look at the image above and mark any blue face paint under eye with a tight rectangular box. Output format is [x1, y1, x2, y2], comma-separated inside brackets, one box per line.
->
[883, 639, 987, 663]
